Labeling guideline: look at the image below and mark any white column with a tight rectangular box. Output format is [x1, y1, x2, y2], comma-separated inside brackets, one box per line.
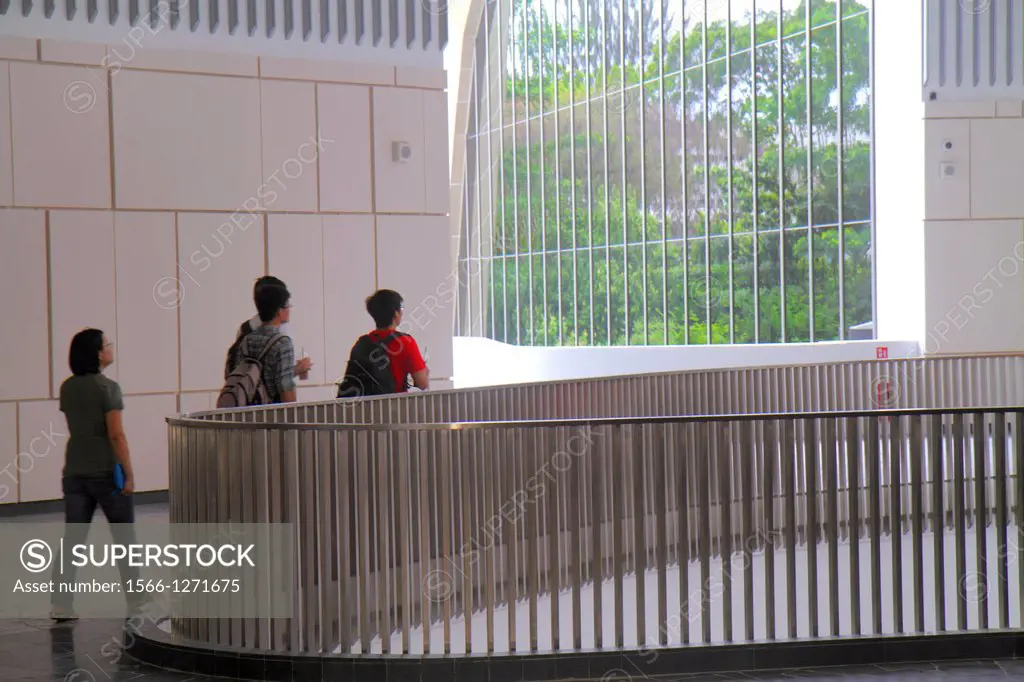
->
[873, 0, 925, 345]
[919, 52, 1024, 352]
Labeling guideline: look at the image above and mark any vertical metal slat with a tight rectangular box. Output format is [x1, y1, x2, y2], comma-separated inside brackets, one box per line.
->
[890, 415, 904, 634]
[783, 419, 797, 639]
[805, 418, 819, 638]
[764, 420, 776, 640]
[719, 421, 734, 643]
[741, 419, 755, 642]
[953, 413, 967, 631]
[698, 421, 712, 644]
[633, 425, 647, 648]
[994, 413, 1009, 629]
[973, 412, 988, 630]
[869, 416, 882, 635]
[932, 415, 946, 632]
[848, 417, 861, 635]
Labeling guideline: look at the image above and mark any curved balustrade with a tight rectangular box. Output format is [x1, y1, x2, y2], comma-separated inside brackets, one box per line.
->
[147, 356, 1024, 680]
[197, 353, 1024, 426]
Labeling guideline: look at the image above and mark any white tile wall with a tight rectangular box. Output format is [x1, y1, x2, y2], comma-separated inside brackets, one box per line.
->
[396, 67, 446, 89]
[178, 392, 214, 415]
[0, 36, 37, 62]
[0, 209, 49, 401]
[9, 62, 111, 208]
[114, 212, 179, 394]
[376, 215, 454, 379]
[116, 48, 258, 78]
[49, 211, 118, 394]
[322, 215, 377, 385]
[970, 119, 1024, 220]
[177, 212, 266, 392]
[923, 100, 1024, 356]
[0, 403, 16, 504]
[317, 84, 373, 212]
[924, 119, 971, 220]
[122, 394, 176, 492]
[924, 100, 996, 119]
[268, 215, 327, 385]
[260, 80, 319, 212]
[0, 41, 450, 503]
[17, 400, 67, 503]
[996, 100, 1024, 118]
[0, 64, 12, 207]
[259, 57, 394, 86]
[112, 70, 263, 211]
[39, 40, 108, 66]
[423, 89, 450, 215]
[373, 87, 426, 213]
[296, 385, 337, 403]
[924, 220, 1024, 355]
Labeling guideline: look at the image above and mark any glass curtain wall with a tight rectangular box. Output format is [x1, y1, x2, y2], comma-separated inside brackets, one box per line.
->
[455, 0, 874, 346]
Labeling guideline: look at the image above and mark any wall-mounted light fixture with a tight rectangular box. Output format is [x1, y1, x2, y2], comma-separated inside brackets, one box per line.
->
[392, 141, 412, 163]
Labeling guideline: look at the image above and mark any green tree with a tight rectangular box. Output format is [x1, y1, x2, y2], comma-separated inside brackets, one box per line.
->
[466, 0, 872, 347]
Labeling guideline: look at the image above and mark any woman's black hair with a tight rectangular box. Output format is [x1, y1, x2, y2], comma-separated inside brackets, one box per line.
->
[69, 328, 104, 375]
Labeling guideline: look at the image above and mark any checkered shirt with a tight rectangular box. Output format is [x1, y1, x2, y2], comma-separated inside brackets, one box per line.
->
[237, 324, 297, 404]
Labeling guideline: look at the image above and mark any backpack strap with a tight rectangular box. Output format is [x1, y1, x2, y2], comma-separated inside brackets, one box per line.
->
[374, 331, 398, 350]
[241, 332, 285, 363]
[256, 333, 286, 363]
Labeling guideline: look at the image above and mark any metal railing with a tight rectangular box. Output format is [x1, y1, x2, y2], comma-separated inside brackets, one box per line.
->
[168, 398, 1024, 655]
[195, 353, 1024, 426]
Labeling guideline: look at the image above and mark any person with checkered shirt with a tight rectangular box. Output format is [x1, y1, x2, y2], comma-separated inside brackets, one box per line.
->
[231, 281, 312, 404]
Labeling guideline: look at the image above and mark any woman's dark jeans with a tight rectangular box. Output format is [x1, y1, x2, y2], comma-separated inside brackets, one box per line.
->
[51, 474, 140, 612]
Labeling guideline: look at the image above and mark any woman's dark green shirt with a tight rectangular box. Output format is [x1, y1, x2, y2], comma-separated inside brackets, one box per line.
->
[59, 373, 124, 477]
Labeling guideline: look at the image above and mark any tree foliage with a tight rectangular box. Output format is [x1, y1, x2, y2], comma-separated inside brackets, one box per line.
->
[462, 0, 873, 346]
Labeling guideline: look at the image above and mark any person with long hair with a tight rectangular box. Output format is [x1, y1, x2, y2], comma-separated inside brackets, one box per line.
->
[50, 329, 141, 621]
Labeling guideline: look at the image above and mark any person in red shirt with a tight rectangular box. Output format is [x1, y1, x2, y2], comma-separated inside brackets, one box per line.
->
[338, 289, 429, 396]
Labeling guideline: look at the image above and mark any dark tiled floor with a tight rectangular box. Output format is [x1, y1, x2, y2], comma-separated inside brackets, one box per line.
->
[0, 617, 219, 682]
[0, 617, 1022, 682]
[3, 504, 1023, 680]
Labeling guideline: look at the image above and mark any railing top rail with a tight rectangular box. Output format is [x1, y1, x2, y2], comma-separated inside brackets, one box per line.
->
[175, 351, 1024, 422]
[166, 404, 1024, 431]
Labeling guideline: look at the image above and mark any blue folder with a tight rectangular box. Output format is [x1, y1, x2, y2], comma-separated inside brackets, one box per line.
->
[113, 463, 125, 495]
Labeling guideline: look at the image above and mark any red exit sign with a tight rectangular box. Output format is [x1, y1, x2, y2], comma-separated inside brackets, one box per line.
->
[876, 346, 888, 359]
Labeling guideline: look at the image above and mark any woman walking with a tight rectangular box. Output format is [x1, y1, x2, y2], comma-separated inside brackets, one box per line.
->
[50, 329, 141, 621]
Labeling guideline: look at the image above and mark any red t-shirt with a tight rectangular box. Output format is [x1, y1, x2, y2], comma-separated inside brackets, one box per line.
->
[367, 329, 426, 393]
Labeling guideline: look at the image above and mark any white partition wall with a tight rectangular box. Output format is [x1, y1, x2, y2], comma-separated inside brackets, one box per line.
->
[0, 30, 452, 504]
[861, 0, 1024, 357]
[919, 1, 1024, 356]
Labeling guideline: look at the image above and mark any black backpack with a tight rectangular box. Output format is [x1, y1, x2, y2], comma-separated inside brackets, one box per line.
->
[336, 332, 403, 398]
